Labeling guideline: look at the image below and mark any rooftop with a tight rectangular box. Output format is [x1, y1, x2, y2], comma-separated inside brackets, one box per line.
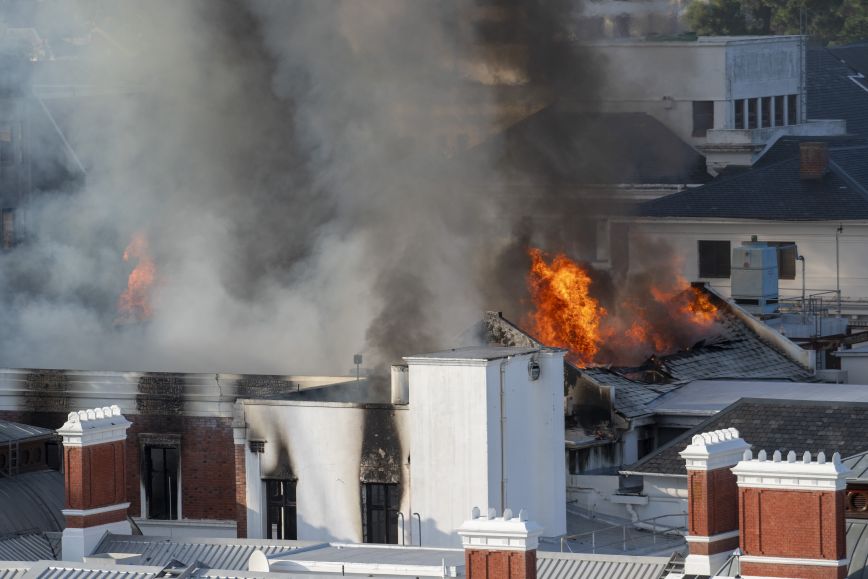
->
[0, 421, 53, 445]
[473, 107, 710, 187]
[809, 45, 868, 139]
[404, 346, 544, 362]
[0, 471, 64, 537]
[638, 144, 868, 221]
[623, 398, 868, 477]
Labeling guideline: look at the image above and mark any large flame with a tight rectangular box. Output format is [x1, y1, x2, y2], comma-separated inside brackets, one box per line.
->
[526, 248, 718, 366]
[116, 232, 156, 324]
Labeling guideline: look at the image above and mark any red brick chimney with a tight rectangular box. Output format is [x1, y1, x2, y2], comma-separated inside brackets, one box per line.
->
[679, 428, 750, 575]
[458, 507, 542, 579]
[57, 405, 132, 561]
[732, 449, 850, 579]
[800, 142, 829, 180]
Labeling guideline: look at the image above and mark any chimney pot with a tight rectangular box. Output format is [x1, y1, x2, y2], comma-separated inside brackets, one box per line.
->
[758, 449, 767, 461]
[773, 450, 781, 462]
[818, 451, 827, 464]
[799, 142, 829, 180]
[803, 451, 812, 464]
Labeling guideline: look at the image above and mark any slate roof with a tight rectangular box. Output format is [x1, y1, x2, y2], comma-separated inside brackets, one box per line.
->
[638, 145, 868, 220]
[0, 471, 63, 536]
[477, 105, 710, 185]
[624, 398, 868, 476]
[808, 47, 868, 139]
[580, 291, 813, 418]
[829, 42, 868, 77]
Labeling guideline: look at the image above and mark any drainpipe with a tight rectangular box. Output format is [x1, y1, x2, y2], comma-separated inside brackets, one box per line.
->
[836, 225, 843, 315]
[499, 359, 508, 514]
[798, 254, 806, 323]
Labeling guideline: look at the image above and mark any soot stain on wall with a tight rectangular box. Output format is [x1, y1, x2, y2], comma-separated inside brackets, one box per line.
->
[359, 407, 403, 485]
[136, 372, 185, 416]
[23, 369, 70, 427]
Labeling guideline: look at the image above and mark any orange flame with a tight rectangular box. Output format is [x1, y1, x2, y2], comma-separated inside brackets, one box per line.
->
[117, 232, 156, 324]
[526, 248, 718, 366]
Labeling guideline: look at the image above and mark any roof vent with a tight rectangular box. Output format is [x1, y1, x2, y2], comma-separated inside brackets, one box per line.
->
[799, 142, 829, 180]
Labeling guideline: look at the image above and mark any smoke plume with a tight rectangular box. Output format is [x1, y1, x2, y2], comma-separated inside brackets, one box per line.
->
[0, 0, 607, 375]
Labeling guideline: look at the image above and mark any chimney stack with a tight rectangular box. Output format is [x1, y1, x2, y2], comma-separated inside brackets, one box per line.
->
[58, 405, 132, 561]
[732, 449, 850, 579]
[458, 507, 542, 579]
[679, 428, 750, 575]
[800, 142, 829, 180]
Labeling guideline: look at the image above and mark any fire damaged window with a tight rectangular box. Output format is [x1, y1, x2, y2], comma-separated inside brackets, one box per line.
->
[361, 483, 400, 544]
[761, 96, 771, 128]
[747, 98, 758, 129]
[145, 446, 179, 520]
[766, 241, 797, 280]
[692, 101, 714, 137]
[698, 240, 731, 279]
[265, 479, 297, 540]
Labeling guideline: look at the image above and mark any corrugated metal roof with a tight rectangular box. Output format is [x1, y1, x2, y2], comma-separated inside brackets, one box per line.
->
[845, 451, 868, 481]
[536, 552, 670, 579]
[847, 519, 868, 579]
[33, 567, 157, 579]
[0, 566, 31, 579]
[92, 535, 312, 570]
[0, 422, 53, 444]
[0, 534, 55, 562]
[0, 471, 64, 536]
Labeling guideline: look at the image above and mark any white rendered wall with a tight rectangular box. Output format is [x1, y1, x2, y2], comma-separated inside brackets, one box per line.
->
[626, 220, 868, 305]
[841, 357, 868, 385]
[407, 350, 566, 548]
[242, 401, 410, 543]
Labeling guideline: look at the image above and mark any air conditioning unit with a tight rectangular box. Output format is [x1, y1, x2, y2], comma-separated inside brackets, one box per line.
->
[731, 239, 779, 314]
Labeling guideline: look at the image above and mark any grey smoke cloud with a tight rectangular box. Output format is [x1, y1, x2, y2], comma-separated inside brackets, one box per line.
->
[0, 0, 604, 374]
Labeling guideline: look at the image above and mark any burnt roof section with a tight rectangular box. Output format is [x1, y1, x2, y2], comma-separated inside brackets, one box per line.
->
[810, 46, 868, 138]
[624, 398, 868, 476]
[482, 290, 811, 419]
[476, 105, 710, 185]
[638, 145, 868, 220]
[0, 421, 53, 445]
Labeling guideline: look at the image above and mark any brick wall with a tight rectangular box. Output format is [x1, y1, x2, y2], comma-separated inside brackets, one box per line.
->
[234, 444, 247, 538]
[739, 488, 846, 560]
[741, 562, 847, 579]
[0, 410, 237, 523]
[64, 440, 126, 510]
[465, 549, 536, 579]
[688, 468, 739, 536]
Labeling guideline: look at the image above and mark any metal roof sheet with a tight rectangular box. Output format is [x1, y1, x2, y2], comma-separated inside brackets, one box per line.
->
[0, 566, 30, 579]
[848, 519, 868, 579]
[276, 543, 465, 567]
[92, 535, 313, 570]
[0, 534, 55, 562]
[0, 422, 53, 444]
[536, 552, 670, 579]
[0, 471, 64, 536]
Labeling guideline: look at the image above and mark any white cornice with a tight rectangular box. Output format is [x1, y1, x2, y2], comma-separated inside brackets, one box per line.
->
[740, 555, 848, 567]
[732, 450, 851, 491]
[62, 503, 130, 517]
[57, 406, 131, 447]
[679, 428, 750, 471]
[685, 529, 740, 543]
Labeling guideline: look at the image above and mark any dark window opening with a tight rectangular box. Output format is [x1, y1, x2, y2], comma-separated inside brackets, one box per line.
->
[613, 14, 631, 38]
[0, 126, 13, 167]
[747, 98, 758, 129]
[146, 446, 179, 520]
[766, 241, 796, 280]
[698, 240, 731, 279]
[638, 436, 655, 459]
[761, 96, 771, 128]
[266, 479, 297, 540]
[46, 441, 62, 471]
[734, 99, 745, 129]
[362, 483, 400, 544]
[787, 94, 798, 125]
[1, 209, 13, 249]
[774, 95, 785, 126]
[692, 101, 714, 137]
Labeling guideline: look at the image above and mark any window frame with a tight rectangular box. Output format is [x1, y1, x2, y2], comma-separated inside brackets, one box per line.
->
[698, 240, 732, 279]
[265, 478, 298, 540]
[361, 482, 400, 544]
[139, 433, 181, 520]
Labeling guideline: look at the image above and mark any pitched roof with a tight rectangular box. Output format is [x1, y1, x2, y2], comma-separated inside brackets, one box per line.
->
[476, 106, 710, 185]
[623, 398, 868, 476]
[638, 145, 868, 220]
[848, 518, 868, 579]
[0, 422, 53, 445]
[808, 47, 868, 138]
[829, 42, 868, 77]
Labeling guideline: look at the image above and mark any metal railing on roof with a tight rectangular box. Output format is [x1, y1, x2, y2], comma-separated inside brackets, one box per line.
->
[559, 513, 687, 555]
